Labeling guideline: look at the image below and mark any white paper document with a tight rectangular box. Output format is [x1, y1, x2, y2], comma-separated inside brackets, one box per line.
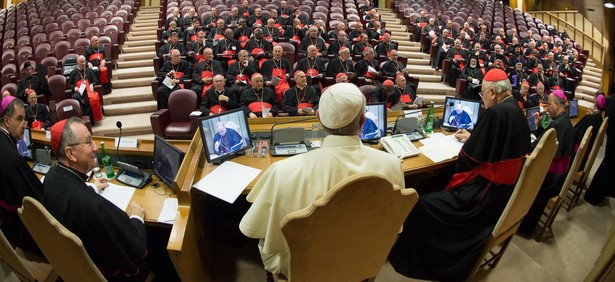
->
[98, 183, 136, 211]
[418, 134, 464, 163]
[157, 198, 178, 224]
[162, 76, 176, 89]
[192, 161, 262, 204]
[78, 83, 86, 95]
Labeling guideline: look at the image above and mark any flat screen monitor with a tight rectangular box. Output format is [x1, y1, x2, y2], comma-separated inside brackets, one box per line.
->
[17, 128, 33, 160]
[568, 99, 578, 118]
[154, 135, 185, 187]
[442, 96, 481, 130]
[361, 103, 386, 141]
[526, 107, 541, 132]
[199, 108, 252, 163]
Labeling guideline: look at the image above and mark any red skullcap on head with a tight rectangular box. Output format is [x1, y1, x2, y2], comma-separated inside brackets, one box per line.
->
[336, 72, 347, 79]
[26, 89, 36, 95]
[551, 89, 567, 101]
[483, 68, 508, 82]
[294, 70, 304, 77]
[197, 31, 205, 36]
[50, 119, 68, 156]
[395, 75, 405, 81]
[383, 79, 394, 86]
[522, 81, 529, 86]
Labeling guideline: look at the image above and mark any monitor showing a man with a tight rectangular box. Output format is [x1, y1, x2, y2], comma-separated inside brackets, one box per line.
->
[214, 121, 244, 155]
[448, 103, 473, 129]
[239, 83, 405, 279]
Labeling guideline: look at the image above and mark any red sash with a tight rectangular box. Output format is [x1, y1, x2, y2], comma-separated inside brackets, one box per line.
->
[210, 104, 227, 114]
[196, 54, 204, 62]
[76, 80, 102, 122]
[291, 35, 300, 42]
[243, 12, 249, 17]
[306, 68, 323, 91]
[419, 22, 427, 28]
[400, 94, 412, 103]
[88, 53, 108, 84]
[190, 34, 197, 42]
[200, 70, 214, 97]
[256, 19, 262, 26]
[31, 120, 43, 130]
[248, 102, 272, 113]
[264, 36, 272, 41]
[252, 48, 267, 69]
[214, 34, 224, 40]
[222, 50, 237, 66]
[454, 54, 465, 69]
[386, 102, 392, 109]
[238, 36, 249, 48]
[445, 152, 525, 190]
[174, 71, 185, 89]
[272, 68, 289, 103]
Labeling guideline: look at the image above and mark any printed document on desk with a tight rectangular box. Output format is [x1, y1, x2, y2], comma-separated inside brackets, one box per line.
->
[193, 161, 262, 204]
[419, 134, 464, 163]
[100, 183, 136, 211]
[157, 198, 178, 224]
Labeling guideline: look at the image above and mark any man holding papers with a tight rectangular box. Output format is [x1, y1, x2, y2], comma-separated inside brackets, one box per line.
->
[43, 118, 149, 281]
[240, 83, 404, 279]
[389, 68, 531, 281]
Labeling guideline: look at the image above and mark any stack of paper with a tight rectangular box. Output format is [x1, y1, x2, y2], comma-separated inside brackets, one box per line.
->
[99, 183, 136, 211]
[193, 161, 262, 204]
[418, 133, 464, 163]
[157, 198, 178, 224]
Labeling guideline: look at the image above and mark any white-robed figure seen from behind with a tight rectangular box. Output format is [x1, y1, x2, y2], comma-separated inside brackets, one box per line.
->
[239, 83, 405, 278]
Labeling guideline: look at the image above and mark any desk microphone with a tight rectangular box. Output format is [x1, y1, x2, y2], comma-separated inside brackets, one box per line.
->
[116, 121, 122, 163]
[269, 116, 318, 144]
[391, 106, 442, 134]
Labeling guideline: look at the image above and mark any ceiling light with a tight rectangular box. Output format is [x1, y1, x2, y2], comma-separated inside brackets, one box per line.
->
[605, 2, 615, 8]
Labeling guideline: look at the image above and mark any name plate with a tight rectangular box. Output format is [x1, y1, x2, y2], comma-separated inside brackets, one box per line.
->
[114, 137, 138, 149]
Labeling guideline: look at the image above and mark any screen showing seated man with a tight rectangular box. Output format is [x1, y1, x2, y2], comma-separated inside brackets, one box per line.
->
[361, 103, 386, 141]
[17, 128, 33, 160]
[442, 97, 480, 130]
[526, 107, 540, 132]
[568, 99, 578, 118]
[154, 135, 185, 187]
[199, 108, 251, 163]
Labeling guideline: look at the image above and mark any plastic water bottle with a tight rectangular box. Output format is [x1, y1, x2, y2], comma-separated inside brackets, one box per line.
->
[425, 101, 435, 134]
[100, 142, 115, 178]
[260, 141, 268, 157]
[541, 112, 551, 129]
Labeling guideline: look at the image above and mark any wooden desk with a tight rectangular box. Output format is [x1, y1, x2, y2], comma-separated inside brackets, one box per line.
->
[167, 107, 591, 282]
[34, 167, 175, 226]
[30, 130, 191, 156]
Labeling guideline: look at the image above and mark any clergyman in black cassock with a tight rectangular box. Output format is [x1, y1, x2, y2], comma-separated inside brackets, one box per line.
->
[388, 69, 531, 281]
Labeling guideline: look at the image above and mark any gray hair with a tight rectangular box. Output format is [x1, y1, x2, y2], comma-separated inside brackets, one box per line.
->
[362, 47, 374, 57]
[484, 79, 512, 96]
[322, 107, 365, 136]
[57, 117, 85, 161]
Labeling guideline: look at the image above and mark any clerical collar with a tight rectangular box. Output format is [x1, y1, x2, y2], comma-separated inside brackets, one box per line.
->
[552, 110, 566, 120]
[58, 162, 90, 182]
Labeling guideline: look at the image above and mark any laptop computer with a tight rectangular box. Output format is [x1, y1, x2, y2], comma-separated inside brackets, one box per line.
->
[270, 127, 309, 156]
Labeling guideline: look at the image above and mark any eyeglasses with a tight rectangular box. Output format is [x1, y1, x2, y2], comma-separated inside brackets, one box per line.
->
[67, 137, 94, 148]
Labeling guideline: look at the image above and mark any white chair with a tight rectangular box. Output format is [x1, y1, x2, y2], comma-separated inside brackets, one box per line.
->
[279, 172, 419, 281]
